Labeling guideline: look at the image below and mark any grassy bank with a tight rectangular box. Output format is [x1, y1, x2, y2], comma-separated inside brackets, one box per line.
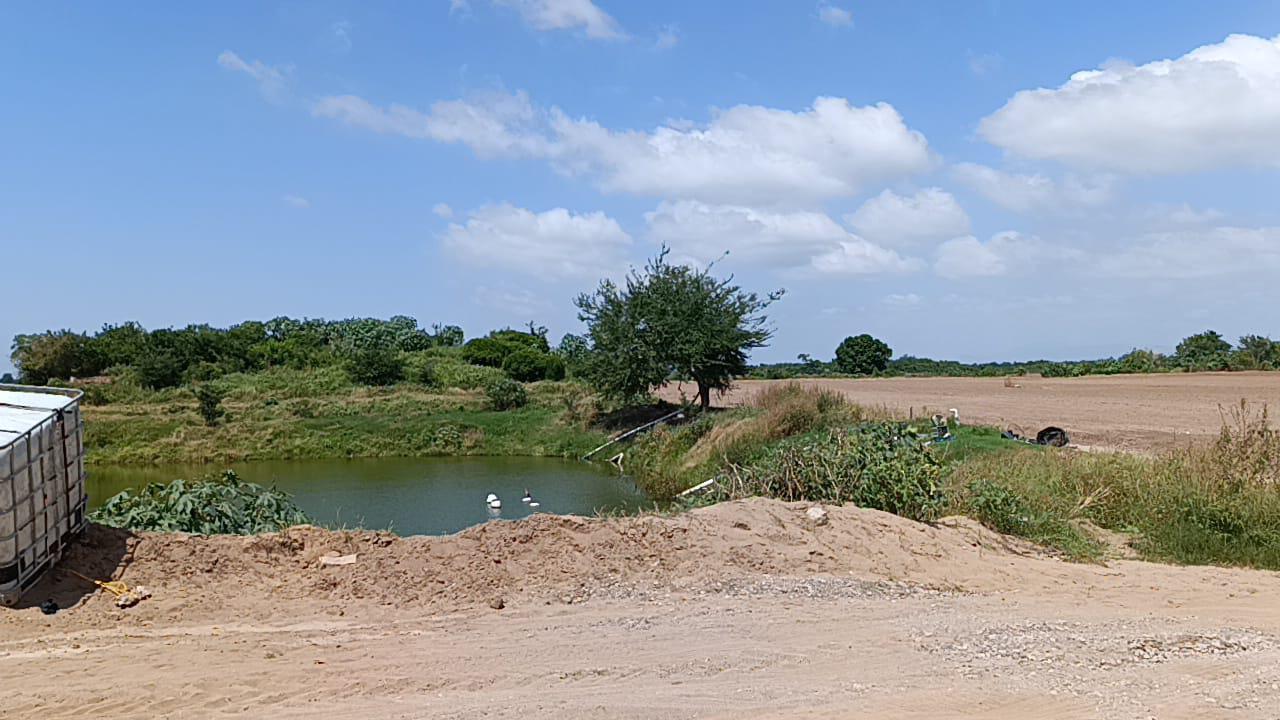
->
[624, 384, 1280, 571]
[83, 366, 609, 465]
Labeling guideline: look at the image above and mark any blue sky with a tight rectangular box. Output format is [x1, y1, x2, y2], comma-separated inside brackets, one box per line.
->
[5, 1, 1280, 374]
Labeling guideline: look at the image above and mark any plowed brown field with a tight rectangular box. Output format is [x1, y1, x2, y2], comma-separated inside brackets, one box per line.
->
[661, 372, 1280, 451]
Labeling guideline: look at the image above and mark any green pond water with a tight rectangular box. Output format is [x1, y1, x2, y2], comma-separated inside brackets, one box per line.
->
[88, 457, 648, 536]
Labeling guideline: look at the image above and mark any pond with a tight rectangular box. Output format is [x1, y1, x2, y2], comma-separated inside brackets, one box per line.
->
[88, 457, 648, 536]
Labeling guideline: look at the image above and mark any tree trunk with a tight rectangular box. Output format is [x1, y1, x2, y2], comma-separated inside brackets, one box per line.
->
[697, 382, 711, 410]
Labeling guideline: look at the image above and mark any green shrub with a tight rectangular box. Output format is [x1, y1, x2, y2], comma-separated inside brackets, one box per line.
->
[135, 352, 185, 389]
[966, 479, 1034, 535]
[194, 383, 226, 426]
[723, 423, 945, 521]
[343, 346, 405, 386]
[403, 352, 438, 385]
[432, 358, 504, 390]
[89, 470, 309, 534]
[501, 349, 565, 382]
[485, 378, 528, 410]
[462, 337, 514, 367]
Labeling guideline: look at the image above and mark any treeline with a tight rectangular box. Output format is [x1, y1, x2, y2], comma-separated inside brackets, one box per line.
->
[8, 317, 582, 392]
[748, 330, 1280, 379]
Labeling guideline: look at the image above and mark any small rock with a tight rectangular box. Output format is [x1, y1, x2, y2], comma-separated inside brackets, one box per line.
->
[805, 506, 829, 526]
[489, 597, 505, 610]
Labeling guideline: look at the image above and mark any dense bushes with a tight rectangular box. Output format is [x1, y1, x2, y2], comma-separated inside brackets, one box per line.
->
[10, 316, 462, 386]
[485, 378, 528, 410]
[343, 346, 405, 386]
[722, 424, 945, 521]
[90, 470, 309, 534]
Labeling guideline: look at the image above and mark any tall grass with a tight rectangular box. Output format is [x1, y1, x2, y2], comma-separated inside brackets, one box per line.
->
[948, 402, 1280, 568]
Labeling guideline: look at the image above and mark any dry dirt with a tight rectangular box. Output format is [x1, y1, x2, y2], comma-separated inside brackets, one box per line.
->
[4, 499, 1280, 719]
[660, 372, 1280, 451]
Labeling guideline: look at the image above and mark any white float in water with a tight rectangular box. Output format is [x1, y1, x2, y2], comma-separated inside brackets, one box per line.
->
[486, 493, 501, 509]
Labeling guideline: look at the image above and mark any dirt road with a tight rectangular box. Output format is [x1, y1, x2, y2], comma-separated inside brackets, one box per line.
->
[4, 500, 1279, 719]
[661, 372, 1280, 451]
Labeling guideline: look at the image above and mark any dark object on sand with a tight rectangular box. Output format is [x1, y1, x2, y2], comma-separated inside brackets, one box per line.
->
[1035, 426, 1070, 447]
[1002, 426, 1071, 447]
[40, 599, 58, 615]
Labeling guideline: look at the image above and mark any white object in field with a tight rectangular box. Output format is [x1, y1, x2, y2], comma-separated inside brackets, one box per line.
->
[805, 506, 829, 526]
[677, 478, 717, 497]
[949, 408, 960, 422]
[0, 385, 87, 606]
[486, 493, 501, 509]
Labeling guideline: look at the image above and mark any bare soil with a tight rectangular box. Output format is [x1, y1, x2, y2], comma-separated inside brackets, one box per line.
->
[4, 500, 1279, 719]
[660, 372, 1280, 451]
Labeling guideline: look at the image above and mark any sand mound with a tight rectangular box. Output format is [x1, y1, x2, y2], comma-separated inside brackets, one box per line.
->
[20, 498, 1082, 625]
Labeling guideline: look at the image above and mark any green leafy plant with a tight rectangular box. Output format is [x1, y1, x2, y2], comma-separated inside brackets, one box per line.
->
[833, 334, 892, 376]
[90, 470, 309, 534]
[343, 345, 405, 386]
[485, 377, 528, 410]
[721, 423, 944, 521]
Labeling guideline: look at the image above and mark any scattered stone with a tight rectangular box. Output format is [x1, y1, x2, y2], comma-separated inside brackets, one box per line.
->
[805, 506, 829, 526]
[489, 597, 505, 610]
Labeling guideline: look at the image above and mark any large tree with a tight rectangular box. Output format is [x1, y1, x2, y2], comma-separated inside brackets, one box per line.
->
[1175, 330, 1231, 371]
[576, 248, 782, 409]
[834, 334, 892, 376]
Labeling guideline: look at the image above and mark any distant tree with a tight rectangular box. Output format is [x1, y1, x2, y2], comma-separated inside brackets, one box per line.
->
[194, 383, 226, 426]
[1235, 335, 1279, 370]
[11, 331, 102, 385]
[1175, 330, 1232, 371]
[0, 372, 14, 384]
[555, 333, 592, 378]
[576, 247, 783, 409]
[834, 334, 892, 376]
[93, 322, 149, 368]
[431, 323, 465, 347]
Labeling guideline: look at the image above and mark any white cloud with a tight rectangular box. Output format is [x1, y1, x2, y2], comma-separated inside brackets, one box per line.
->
[934, 231, 1071, 279]
[1099, 226, 1280, 279]
[331, 20, 352, 52]
[315, 90, 933, 205]
[450, 0, 471, 14]
[951, 162, 1113, 214]
[432, 203, 454, 219]
[474, 285, 548, 315]
[492, 0, 626, 40]
[883, 293, 922, 306]
[551, 97, 932, 204]
[282, 194, 310, 209]
[313, 90, 551, 157]
[442, 204, 631, 279]
[846, 188, 970, 247]
[644, 200, 918, 276]
[817, 3, 853, 28]
[217, 51, 290, 102]
[653, 24, 679, 50]
[979, 33, 1280, 173]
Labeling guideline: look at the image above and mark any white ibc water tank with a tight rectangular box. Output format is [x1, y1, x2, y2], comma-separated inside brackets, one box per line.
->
[0, 385, 87, 606]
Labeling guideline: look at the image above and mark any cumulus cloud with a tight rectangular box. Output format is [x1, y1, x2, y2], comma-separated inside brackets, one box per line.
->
[951, 163, 1113, 214]
[1099, 226, 1280, 279]
[491, 0, 626, 40]
[816, 3, 853, 28]
[432, 203, 454, 219]
[979, 33, 1280, 173]
[314, 90, 933, 205]
[644, 200, 918, 275]
[217, 51, 290, 102]
[934, 231, 1074, 279]
[442, 204, 631, 278]
[846, 188, 970, 247]
[313, 90, 551, 157]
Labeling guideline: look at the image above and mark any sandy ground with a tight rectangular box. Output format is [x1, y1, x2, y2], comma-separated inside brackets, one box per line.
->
[4, 499, 1280, 719]
[660, 372, 1280, 451]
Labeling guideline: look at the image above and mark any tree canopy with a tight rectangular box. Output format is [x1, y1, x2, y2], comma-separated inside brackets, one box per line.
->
[576, 248, 782, 408]
[834, 334, 892, 376]
[1175, 330, 1232, 371]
